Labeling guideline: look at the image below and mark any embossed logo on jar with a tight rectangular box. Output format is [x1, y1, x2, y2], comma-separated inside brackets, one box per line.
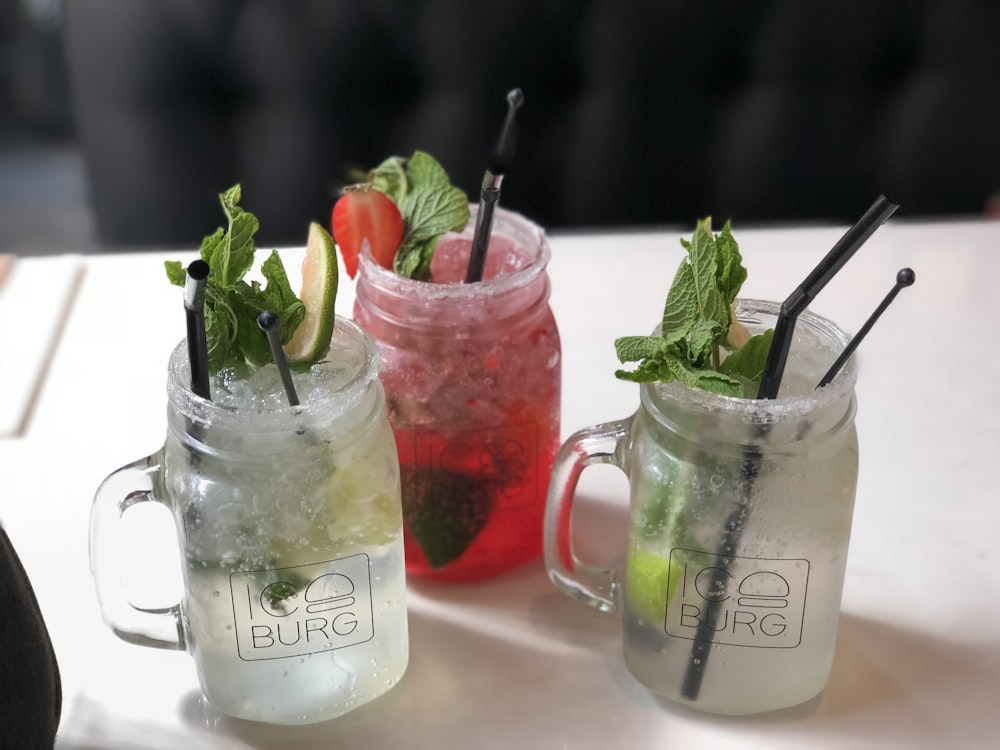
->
[665, 549, 809, 648]
[414, 422, 539, 511]
[230, 553, 374, 661]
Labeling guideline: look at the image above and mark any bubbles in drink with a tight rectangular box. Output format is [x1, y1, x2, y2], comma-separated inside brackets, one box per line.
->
[429, 234, 530, 282]
[779, 325, 841, 397]
[206, 346, 366, 412]
[354, 210, 561, 581]
[159, 320, 408, 724]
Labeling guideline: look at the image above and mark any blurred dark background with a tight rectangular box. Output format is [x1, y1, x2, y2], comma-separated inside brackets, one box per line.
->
[0, 0, 91, 255]
[3, 0, 1000, 256]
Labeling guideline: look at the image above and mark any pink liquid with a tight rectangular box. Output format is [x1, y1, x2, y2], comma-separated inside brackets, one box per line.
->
[354, 225, 560, 582]
[429, 233, 531, 282]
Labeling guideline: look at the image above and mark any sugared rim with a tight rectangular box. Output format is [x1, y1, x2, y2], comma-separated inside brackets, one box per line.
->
[641, 299, 857, 424]
[167, 315, 379, 427]
[356, 204, 550, 302]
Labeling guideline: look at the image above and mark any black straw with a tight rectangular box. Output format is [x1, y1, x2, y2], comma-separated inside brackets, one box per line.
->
[681, 197, 899, 703]
[184, 260, 211, 400]
[756, 196, 898, 399]
[817, 268, 915, 388]
[256, 311, 299, 406]
[464, 88, 525, 284]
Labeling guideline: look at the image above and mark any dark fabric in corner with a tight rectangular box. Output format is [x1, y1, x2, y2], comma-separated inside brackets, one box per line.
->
[0, 525, 62, 750]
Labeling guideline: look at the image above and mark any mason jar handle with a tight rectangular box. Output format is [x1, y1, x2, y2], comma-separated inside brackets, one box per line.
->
[543, 418, 631, 614]
[89, 453, 186, 651]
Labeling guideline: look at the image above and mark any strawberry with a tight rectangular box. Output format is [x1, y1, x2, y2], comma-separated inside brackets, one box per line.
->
[330, 186, 404, 278]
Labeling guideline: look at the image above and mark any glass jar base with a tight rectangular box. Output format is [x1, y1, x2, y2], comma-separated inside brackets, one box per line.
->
[624, 644, 832, 716]
[405, 549, 542, 583]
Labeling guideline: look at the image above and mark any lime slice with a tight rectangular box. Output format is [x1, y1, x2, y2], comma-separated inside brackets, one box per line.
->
[326, 464, 401, 549]
[626, 547, 684, 624]
[284, 222, 338, 363]
[325, 423, 403, 549]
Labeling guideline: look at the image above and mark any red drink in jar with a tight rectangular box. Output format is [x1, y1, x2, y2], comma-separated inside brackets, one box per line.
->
[354, 205, 560, 581]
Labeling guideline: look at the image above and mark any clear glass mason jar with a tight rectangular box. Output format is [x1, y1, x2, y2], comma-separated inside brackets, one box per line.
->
[545, 299, 859, 715]
[353, 205, 562, 582]
[91, 317, 409, 725]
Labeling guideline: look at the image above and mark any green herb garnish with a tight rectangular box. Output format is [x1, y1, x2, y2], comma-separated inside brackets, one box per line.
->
[369, 151, 470, 280]
[261, 580, 299, 611]
[402, 467, 493, 569]
[614, 218, 773, 398]
[165, 185, 306, 373]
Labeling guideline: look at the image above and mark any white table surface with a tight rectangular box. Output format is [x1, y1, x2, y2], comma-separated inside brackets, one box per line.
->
[2, 218, 998, 748]
[0, 254, 83, 437]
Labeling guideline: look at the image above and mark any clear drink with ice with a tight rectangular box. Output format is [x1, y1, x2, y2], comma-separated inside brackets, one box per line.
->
[91, 317, 409, 724]
[354, 205, 561, 581]
[545, 300, 859, 715]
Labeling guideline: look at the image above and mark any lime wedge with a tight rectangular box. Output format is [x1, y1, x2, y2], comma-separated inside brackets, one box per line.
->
[626, 547, 683, 624]
[284, 222, 338, 363]
[326, 464, 401, 549]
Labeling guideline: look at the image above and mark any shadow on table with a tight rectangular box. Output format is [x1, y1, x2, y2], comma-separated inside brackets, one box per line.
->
[633, 612, 996, 746]
[91, 487, 990, 748]
[820, 612, 992, 722]
[59, 609, 988, 749]
[169, 499, 627, 748]
[172, 587, 621, 749]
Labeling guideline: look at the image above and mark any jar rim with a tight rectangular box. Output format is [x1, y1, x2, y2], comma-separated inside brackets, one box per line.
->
[641, 299, 857, 426]
[166, 315, 379, 430]
[356, 204, 550, 303]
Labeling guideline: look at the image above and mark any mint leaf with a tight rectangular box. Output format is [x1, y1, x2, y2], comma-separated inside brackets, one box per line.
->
[615, 335, 674, 364]
[231, 283, 273, 367]
[369, 151, 469, 280]
[713, 220, 747, 308]
[615, 352, 743, 396]
[165, 184, 305, 373]
[262, 581, 298, 610]
[370, 156, 409, 202]
[720, 329, 775, 396]
[661, 218, 727, 341]
[402, 467, 492, 568]
[198, 229, 225, 272]
[662, 357, 743, 397]
[165, 261, 187, 286]
[203, 303, 234, 371]
[260, 250, 305, 341]
[615, 218, 772, 398]
[683, 318, 724, 368]
[210, 186, 257, 287]
[615, 358, 669, 383]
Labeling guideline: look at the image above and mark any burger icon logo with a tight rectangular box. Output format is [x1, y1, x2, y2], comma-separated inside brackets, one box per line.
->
[230, 553, 374, 661]
[665, 550, 809, 649]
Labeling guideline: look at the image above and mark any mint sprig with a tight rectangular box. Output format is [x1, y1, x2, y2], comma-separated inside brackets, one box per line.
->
[614, 218, 772, 398]
[402, 467, 493, 569]
[369, 151, 470, 280]
[165, 185, 305, 373]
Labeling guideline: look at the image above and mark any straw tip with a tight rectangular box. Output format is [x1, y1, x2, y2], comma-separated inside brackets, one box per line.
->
[184, 260, 209, 311]
[187, 259, 210, 280]
[875, 194, 900, 219]
[489, 87, 526, 174]
[256, 311, 279, 332]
